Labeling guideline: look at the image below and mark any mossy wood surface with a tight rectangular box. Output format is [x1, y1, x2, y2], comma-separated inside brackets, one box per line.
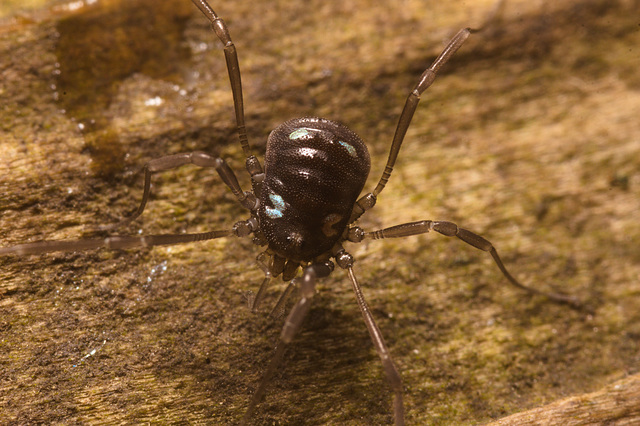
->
[1, 0, 639, 424]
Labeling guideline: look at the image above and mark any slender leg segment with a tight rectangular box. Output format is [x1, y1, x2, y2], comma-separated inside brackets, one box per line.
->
[0, 216, 260, 257]
[350, 28, 471, 223]
[191, 0, 249, 157]
[347, 266, 405, 426]
[249, 252, 275, 312]
[0, 229, 232, 256]
[102, 152, 257, 231]
[241, 262, 333, 425]
[353, 220, 581, 307]
[269, 280, 296, 319]
[190, 0, 265, 195]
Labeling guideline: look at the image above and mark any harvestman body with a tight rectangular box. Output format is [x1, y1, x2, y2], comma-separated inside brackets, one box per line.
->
[1, 0, 581, 424]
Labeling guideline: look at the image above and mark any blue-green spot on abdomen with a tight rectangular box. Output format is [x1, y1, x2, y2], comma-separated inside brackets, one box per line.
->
[289, 128, 311, 140]
[265, 192, 286, 219]
[289, 127, 356, 157]
[338, 140, 357, 157]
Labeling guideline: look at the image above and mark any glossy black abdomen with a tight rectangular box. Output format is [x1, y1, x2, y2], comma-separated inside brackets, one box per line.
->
[258, 117, 371, 261]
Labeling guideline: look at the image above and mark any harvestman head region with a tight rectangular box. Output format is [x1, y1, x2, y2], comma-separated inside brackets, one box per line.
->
[0, 0, 585, 424]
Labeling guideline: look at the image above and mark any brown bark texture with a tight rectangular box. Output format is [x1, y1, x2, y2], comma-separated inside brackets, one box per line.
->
[1, 0, 639, 424]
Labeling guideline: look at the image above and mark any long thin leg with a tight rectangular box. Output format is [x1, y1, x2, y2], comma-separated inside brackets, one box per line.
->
[190, 0, 265, 193]
[103, 151, 256, 230]
[241, 262, 333, 425]
[0, 229, 232, 256]
[191, 0, 249, 157]
[353, 220, 581, 307]
[249, 252, 274, 312]
[350, 28, 471, 223]
[347, 266, 405, 426]
[268, 280, 296, 319]
[249, 252, 290, 312]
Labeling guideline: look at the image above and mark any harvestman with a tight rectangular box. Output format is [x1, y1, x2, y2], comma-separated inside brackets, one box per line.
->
[1, 0, 580, 424]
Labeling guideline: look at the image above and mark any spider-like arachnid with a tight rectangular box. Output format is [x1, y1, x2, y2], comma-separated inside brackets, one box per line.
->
[0, 0, 581, 424]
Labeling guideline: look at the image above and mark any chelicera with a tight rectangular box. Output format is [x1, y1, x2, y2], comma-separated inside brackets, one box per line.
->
[1, 0, 581, 424]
